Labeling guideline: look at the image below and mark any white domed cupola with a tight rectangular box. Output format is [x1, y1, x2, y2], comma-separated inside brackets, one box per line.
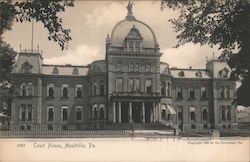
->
[108, 1, 159, 51]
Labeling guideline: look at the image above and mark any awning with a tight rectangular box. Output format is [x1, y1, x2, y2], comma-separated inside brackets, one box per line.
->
[161, 104, 176, 114]
[167, 105, 176, 114]
[161, 104, 167, 110]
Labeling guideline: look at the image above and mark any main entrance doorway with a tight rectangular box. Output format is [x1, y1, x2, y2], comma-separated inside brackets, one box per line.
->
[132, 102, 142, 123]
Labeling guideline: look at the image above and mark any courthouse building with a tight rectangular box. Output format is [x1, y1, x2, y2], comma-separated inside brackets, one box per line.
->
[10, 4, 238, 132]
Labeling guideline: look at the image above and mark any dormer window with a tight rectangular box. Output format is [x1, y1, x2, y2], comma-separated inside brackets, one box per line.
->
[20, 61, 33, 73]
[196, 71, 202, 77]
[218, 68, 229, 78]
[124, 25, 143, 52]
[72, 67, 79, 75]
[163, 67, 170, 75]
[178, 71, 185, 77]
[52, 67, 59, 74]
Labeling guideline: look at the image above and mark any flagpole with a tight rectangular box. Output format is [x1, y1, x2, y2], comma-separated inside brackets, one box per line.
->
[31, 19, 34, 52]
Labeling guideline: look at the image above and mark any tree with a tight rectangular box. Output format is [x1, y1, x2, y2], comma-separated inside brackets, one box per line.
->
[161, 0, 250, 106]
[0, 0, 74, 120]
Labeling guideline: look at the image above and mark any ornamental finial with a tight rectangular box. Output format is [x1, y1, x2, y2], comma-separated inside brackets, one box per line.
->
[126, 1, 135, 21]
[127, 1, 133, 14]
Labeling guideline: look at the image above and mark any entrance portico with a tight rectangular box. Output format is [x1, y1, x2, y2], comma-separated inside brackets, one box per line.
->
[112, 101, 161, 123]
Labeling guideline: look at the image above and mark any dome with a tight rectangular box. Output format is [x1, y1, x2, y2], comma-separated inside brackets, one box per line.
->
[109, 4, 158, 49]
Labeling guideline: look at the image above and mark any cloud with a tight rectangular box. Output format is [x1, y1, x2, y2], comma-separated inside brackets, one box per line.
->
[43, 44, 103, 65]
[161, 43, 222, 69]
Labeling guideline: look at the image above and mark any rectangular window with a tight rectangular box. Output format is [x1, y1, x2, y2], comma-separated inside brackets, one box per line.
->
[61, 106, 68, 121]
[75, 84, 83, 98]
[100, 84, 105, 95]
[201, 87, 207, 98]
[220, 86, 225, 99]
[27, 104, 32, 121]
[128, 78, 134, 92]
[227, 106, 231, 121]
[93, 82, 99, 95]
[116, 63, 122, 72]
[47, 106, 54, 121]
[47, 84, 54, 97]
[135, 78, 140, 92]
[135, 42, 140, 52]
[176, 87, 183, 99]
[145, 79, 152, 93]
[178, 106, 183, 122]
[135, 63, 139, 72]
[189, 107, 196, 122]
[129, 63, 134, 72]
[128, 42, 133, 52]
[76, 106, 82, 121]
[146, 64, 151, 73]
[161, 82, 166, 96]
[202, 107, 208, 121]
[20, 105, 26, 121]
[27, 83, 33, 96]
[221, 106, 226, 121]
[225, 86, 230, 99]
[189, 88, 195, 99]
[62, 84, 69, 98]
[167, 82, 171, 97]
[116, 78, 123, 92]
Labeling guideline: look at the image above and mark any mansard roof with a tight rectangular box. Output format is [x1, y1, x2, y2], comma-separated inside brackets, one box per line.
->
[42, 64, 89, 76]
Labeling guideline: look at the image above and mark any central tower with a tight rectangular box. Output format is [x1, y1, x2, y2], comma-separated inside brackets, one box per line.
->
[106, 2, 162, 124]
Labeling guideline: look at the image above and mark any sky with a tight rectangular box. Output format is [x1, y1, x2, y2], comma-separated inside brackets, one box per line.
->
[3, 0, 222, 68]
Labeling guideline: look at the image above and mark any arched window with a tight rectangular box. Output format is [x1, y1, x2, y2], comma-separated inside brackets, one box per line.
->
[48, 87, 54, 97]
[52, 67, 59, 74]
[99, 104, 105, 120]
[218, 68, 229, 78]
[178, 71, 185, 77]
[61, 84, 68, 98]
[94, 109, 98, 120]
[93, 82, 98, 95]
[72, 67, 79, 75]
[20, 61, 33, 73]
[189, 107, 196, 122]
[47, 105, 54, 121]
[75, 85, 82, 98]
[20, 83, 26, 96]
[161, 81, 166, 96]
[92, 104, 98, 120]
[196, 71, 202, 77]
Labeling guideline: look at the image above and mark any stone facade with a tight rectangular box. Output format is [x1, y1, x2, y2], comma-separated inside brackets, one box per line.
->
[10, 6, 237, 132]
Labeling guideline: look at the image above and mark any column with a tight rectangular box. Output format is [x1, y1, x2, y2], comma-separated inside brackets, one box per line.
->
[129, 102, 132, 123]
[158, 103, 161, 122]
[113, 102, 116, 123]
[118, 102, 121, 123]
[142, 102, 145, 123]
